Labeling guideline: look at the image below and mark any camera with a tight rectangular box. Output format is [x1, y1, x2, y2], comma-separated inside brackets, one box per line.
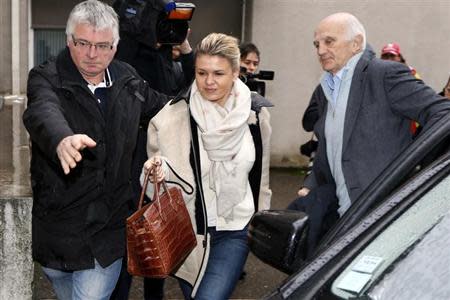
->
[114, 0, 195, 48]
[239, 67, 274, 97]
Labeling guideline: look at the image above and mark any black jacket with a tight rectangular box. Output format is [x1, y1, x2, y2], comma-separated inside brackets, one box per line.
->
[115, 36, 195, 96]
[23, 47, 168, 270]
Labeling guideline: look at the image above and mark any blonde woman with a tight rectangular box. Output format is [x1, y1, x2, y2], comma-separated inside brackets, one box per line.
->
[141, 33, 272, 299]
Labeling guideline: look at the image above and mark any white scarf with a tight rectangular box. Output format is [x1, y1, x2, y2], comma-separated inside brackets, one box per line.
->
[190, 78, 255, 220]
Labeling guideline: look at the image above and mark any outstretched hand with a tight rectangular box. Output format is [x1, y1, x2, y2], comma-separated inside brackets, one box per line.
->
[56, 134, 96, 174]
[143, 156, 165, 183]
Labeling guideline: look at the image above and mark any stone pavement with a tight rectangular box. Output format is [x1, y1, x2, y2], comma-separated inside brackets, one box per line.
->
[33, 168, 304, 299]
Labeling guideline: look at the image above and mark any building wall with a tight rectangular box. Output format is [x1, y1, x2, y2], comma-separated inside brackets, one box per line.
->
[29, 0, 242, 66]
[0, 0, 12, 94]
[19, 0, 29, 93]
[0, 0, 29, 94]
[249, 0, 450, 167]
[188, 0, 243, 47]
[32, 0, 81, 28]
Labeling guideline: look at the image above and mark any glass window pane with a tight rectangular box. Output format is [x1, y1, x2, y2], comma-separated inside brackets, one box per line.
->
[368, 214, 450, 299]
[331, 173, 450, 299]
[34, 29, 66, 66]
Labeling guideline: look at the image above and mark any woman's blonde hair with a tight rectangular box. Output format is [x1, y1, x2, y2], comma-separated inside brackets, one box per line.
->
[195, 33, 240, 71]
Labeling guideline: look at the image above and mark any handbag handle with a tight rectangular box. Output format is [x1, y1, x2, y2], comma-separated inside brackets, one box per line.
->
[154, 174, 172, 221]
[138, 161, 194, 211]
[137, 170, 171, 221]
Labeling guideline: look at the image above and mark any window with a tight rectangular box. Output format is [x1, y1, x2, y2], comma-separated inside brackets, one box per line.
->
[34, 29, 66, 66]
[331, 173, 450, 299]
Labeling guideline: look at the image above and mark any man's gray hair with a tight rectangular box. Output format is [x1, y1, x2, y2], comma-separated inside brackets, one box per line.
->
[66, 0, 120, 46]
[345, 14, 366, 50]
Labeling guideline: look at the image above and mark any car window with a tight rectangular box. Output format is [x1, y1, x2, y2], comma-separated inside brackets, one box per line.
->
[367, 214, 450, 299]
[331, 173, 450, 299]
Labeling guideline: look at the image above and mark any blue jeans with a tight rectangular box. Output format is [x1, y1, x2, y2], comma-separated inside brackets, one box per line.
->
[110, 256, 165, 300]
[179, 226, 249, 300]
[42, 258, 122, 300]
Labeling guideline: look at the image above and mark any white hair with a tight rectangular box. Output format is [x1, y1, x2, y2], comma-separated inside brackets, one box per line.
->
[343, 13, 367, 50]
[66, 0, 120, 46]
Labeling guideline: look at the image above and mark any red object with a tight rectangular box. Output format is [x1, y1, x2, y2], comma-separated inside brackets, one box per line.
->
[381, 43, 401, 56]
[410, 120, 419, 135]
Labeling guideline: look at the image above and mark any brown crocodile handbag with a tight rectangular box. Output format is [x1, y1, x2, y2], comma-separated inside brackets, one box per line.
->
[126, 164, 196, 278]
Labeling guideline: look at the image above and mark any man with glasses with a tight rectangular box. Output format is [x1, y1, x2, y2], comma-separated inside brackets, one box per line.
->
[22, 1, 168, 299]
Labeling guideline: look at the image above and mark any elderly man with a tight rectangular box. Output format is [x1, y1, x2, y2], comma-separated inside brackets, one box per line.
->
[22, 1, 168, 299]
[291, 12, 450, 255]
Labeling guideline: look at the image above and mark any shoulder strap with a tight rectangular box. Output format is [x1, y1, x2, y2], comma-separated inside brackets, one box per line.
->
[138, 161, 194, 210]
[165, 161, 194, 195]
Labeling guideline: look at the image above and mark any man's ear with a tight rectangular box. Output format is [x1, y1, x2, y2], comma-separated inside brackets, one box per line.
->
[353, 34, 363, 53]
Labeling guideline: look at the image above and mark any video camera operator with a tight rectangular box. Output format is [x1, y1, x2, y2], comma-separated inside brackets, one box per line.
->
[116, 40, 194, 95]
[240, 42, 260, 74]
[113, 0, 195, 95]
[239, 42, 274, 97]
[110, 1, 195, 299]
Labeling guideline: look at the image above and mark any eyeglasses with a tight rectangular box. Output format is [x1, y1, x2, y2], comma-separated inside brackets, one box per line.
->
[71, 35, 114, 52]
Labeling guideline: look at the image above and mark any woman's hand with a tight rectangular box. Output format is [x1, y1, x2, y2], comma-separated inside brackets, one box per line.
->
[143, 156, 165, 183]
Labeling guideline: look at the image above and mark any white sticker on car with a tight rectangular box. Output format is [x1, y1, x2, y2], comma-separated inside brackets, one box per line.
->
[352, 255, 384, 274]
[336, 270, 372, 293]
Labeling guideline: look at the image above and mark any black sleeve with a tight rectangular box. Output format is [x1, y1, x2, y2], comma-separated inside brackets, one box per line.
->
[119, 59, 170, 127]
[23, 68, 74, 162]
[302, 87, 321, 132]
[140, 82, 170, 126]
[179, 52, 195, 87]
